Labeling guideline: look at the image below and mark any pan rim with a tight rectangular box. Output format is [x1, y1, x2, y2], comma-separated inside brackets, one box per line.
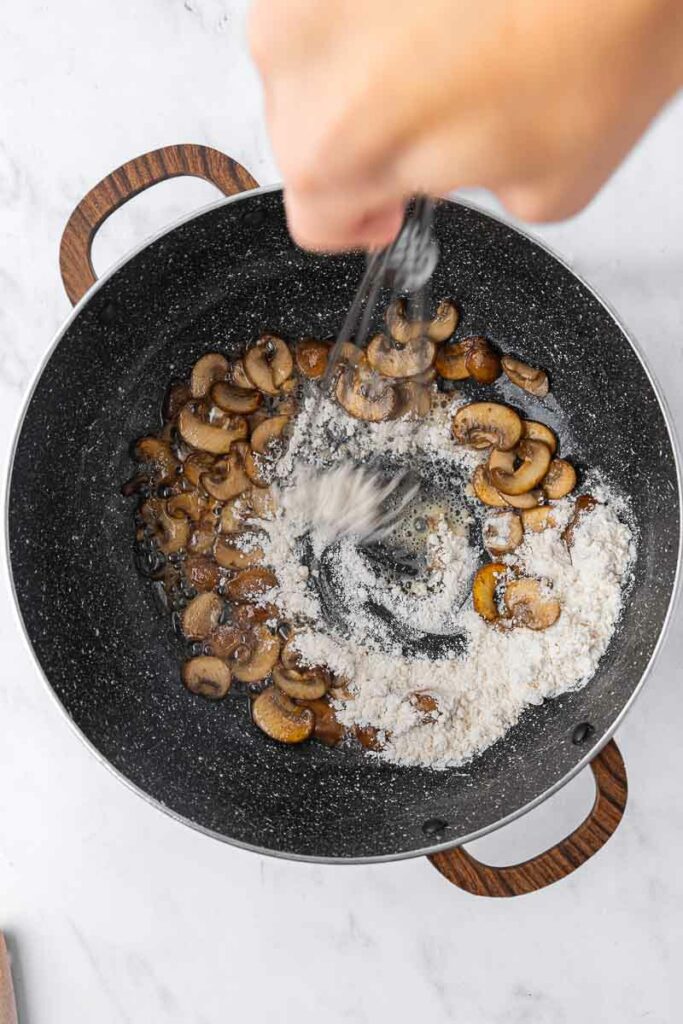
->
[5, 182, 682, 864]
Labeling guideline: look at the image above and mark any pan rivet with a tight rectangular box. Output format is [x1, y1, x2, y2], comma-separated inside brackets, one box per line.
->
[242, 209, 266, 228]
[98, 301, 118, 324]
[572, 722, 594, 745]
[422, 817, 448, 837]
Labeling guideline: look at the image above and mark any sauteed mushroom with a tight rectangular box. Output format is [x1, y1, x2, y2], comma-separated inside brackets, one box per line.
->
[452, 402, 522, 450]
[562, 494, 598, 547]
[463, 337, 501, 384]
[489, 440, 552, 495]
[184, 555, 222, 592]
[251, 415, 290, 456]
[178, 405, 248, 455]
[366, 333, 435, 378]
[472, 465, 508, 507]
[201, 448, 251, 501]
[305, 698, 345, 746]
[225, 567, 277, 602]
[210, 381, 262, 414]
[232, 625, 281, 682]
[244, 335, 293, 395]
[385, 297, 425, 344]
[251, 686, 314, 743]
[214, 533, 265, 570]
[181, 592, 224, 640]
[273, 664, 328, 700]
[134, 437, 177, 479]
[230, 358, 256, 390]
[543, 459, 577, 499]
[504, 578, 560, 630]
[427, 300, 459, 342]
[190, 353, 228, 398]
[522, 420, 557, 454]
[521, 506, 557, 532]
[501, 355, 549, 397]
[435, 341, 469, 380]
[336, 364, 398, 421]
[295, 338, 331, 378]
[182, 656, 232, 699]
[472, 562, 507, 622]
[501, 489, 544, 510]
[483, 512, 524, 555]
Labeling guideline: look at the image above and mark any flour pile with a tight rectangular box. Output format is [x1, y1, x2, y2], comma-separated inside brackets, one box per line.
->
[258, 391, 635, 769]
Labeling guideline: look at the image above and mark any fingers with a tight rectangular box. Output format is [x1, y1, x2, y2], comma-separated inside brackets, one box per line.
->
[284, 186, 405, 251]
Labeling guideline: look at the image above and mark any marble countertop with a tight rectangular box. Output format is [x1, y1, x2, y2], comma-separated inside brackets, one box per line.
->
[1, 1, 682, 1021]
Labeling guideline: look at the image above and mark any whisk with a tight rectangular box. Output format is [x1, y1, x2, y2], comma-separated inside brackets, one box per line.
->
[300, 196, 439, 544]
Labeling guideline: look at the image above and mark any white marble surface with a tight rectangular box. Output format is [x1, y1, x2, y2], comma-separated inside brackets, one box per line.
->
[1, 1, 682, 1021]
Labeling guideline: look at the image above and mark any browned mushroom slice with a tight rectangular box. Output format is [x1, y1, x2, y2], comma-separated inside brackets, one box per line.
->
[214, 533, 264, 570]
[562, 494, 598, 547]
[190, 353, 229, 398]
[232, 625, 281, 682]
[295, 338, 331, 379]
[335, 364, 398, 422]
[504, 578, 560, 630]
[273, 664, 328, 700]
[366, 333, 435, 378]
[472, 465, 508, 507]
[452, 402, 522, 450]
[163, 380, 191, 422]
[201, 449, 251, 501]
[225, 567, 278, 602]
[472, 562, 507, 621]
[251, 415, 290, 456]
[251, 686, 314, 743]
[184, 555, 222, 592]
[463, 337, 502, 384]
[230, 358, 256, 390]
[483, 511, 524, 555]
[247, 485, 278, 519]
[178, 404, 248, 454]
[385, 297, 426, 344]
[181, 656, 232, 699]
[543, 459, 577, 499]
[219, 497, 246, 534]
[521, 506, 557, 532]
[501, 489, 543, 510]
[151, 505, 190, 554]
[408, 692, 440, 721]
[231, 602, 279, 627]
[393, 379, 432, 419]
[181, 591, 224, 640]
[134, 437, 178, 479]
[182, 451, 215, 487]
[210, 381, 263, 414]
[353, 724, 385, 751]
[167, 491, 204, 521]
[336, 341, 365, 367]
[280, 636, 311, 674]
[490, 440, 552, 495]
[522, 420, 558, 455]
[501, 355, 549, 397]
[244, 335, 293, 395]
[206, 622, 248, 658]
[435, 341, 469, 380]
[303, 698, 345, 746]
[242, 446, 275, 488]
[427, 300, 459, 342]
[189, 519, 218, 555]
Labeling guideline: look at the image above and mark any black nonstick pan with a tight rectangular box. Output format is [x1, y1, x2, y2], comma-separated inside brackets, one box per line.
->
[7, 145, 681, 895]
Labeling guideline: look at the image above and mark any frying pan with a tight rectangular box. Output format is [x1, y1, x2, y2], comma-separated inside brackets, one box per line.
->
[7, 145, 681, 896]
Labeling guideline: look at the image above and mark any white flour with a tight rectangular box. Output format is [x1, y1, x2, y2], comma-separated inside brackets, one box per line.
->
[259, 389, 636, 769]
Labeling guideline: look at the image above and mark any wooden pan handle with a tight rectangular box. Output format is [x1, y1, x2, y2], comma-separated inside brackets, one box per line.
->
[59, 143, 259, 305]
[428, 739, 627, 897]
[0, 934, 17, 1024]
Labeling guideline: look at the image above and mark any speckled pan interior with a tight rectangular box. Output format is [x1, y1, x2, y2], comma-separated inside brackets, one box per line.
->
[8, 191, 680, 860]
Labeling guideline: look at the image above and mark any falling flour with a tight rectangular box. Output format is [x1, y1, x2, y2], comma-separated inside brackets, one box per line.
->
[258, 390, 635, 769]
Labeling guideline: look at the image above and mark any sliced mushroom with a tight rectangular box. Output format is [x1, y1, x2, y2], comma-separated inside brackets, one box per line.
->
[366, 333, 435, 378]
[251, 686, 314, 744]
[501, 489, 544, 510]
[153, 505, 190, 554]
[562, 494, 598, 547]
[385, 297, 425, 344]
[504, 578, 560, 630]
[201, 449, 251, 501]
[452, 402, 522, 450]
[207, 623, 248, 658]
[184, 555, 222, 592]
[408, 692, 440, 721]
[393, 379, 432, 419]
[230, 358, 256, 390]
[502, 355, 549, 397]
[336, 341, 365, 367]
[246, 485, 278, 519]
[231, 602, 279, 627]
[273, 664, 328, 700]
[134, 437, 178, 479]
[336, 364, 398, 422]
[163, 380, 191, 422]
[167, 491, 204, 521]
[472, 562, 507, 622]
[181, 591, 224, 640]
[427, 300, 459, 342]
[295, 338, 331, 379]
[463, 337, 502, 384]
[251, 415, 290, 456]
[483, 512, 524, 555]
[521, 506, 557, 533]
[543, 459, 577, 499]
[214, 533, 264, 570]
[225, 567, 277, 602]
[182, 451, 215, 487]
[303, 698, 345, 746]
[210, 381, 263, 415]
[181, 656, 232, 699]
[435, 341, 469, 380]
[190, 353, 228, 398]
[472, 465, 508, 508]
[242, 445, 275, 488]
[189, 519, 218, 555]
[178, 404, 248, 455]
[244, 335, 293, 395]
[489, 440, 552, 495]
[280, 636, 311, 674]
[522, 420, 557, 454]
[353, 725, 385, 751]
[232, 625, 281, 683]
[220, 497, 246, 534]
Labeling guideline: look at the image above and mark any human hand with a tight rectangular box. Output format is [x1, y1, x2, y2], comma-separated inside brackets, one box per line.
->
[250, 0, 682, 250]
